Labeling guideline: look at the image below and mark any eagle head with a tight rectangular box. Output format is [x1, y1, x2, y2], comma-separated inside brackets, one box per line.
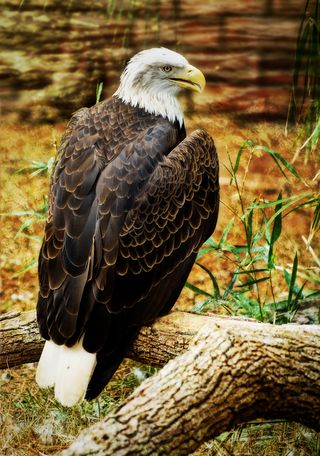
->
[114, 48, 206, 125]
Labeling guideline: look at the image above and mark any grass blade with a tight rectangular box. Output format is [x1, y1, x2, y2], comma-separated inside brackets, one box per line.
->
[231, 140, 254, 180]
[268, 193, 283, 268]
[236, 276, 270, 288]
[270, 193, 283, 244]
[287, 253, 299, 310]
[12, 259, 38, 277]
[218, 218, 234, 247]
[255, 145, 301, 180]
[246, 207, 253, 248]
[184, 282, 212, 298]
[311, 198, 320, 232]
[222, 273, 238, 299]
[96, 82, 104, 103]
[196, 262, 220, 299]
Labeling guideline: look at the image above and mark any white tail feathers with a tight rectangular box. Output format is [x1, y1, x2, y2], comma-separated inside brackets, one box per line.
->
[36, 339, 60, 388]
[36, 337, 97, 407]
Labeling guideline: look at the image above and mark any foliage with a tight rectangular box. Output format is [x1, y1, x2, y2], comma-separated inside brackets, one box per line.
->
[95, 82, 104, 104]
[0, 157, 53, 275]
[188, 140, 320, 324]
[286, 0, 320, 160]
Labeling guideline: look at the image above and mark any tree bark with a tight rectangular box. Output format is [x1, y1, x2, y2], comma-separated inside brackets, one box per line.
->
[1, 310, 319, 456]
[0, 310, 43, 369]
[0, 309, 261, 369]
[61, 319, 320, 456]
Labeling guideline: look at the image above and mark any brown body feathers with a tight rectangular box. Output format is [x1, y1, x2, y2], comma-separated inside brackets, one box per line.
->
[37, 95, 219, 399]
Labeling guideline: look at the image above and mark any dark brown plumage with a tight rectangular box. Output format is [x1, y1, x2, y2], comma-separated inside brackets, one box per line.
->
[36, 48, 219, 405]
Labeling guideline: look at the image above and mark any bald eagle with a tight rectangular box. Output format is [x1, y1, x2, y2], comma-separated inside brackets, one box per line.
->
[36, 48, 219, 406]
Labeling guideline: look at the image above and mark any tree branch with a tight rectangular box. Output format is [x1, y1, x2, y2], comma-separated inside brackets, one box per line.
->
[62, 318, 320, 455]
[0, 310, 43, 369]
[0, 309, 261, 369]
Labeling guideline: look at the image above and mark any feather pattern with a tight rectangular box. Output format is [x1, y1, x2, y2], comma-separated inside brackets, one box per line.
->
[36, 51, 219, 405]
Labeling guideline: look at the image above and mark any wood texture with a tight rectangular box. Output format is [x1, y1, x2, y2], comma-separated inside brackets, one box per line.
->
[62, 316, 320, 455]
[1, 309, 211, 368]
[0, 310, 43, 369]
[0, 309, 263, 369]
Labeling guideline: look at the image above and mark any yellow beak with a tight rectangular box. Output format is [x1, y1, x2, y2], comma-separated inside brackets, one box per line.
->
[169, 64, 206, 93]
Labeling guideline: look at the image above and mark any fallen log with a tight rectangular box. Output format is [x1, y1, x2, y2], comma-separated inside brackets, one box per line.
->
[1, 310, 319, 455]
[0, 309, 265, 369]
[62, 318, 320, 455]
[0, 310, 43, 369]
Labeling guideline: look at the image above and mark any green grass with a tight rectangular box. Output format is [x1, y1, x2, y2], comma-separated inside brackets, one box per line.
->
[187, 139, 319, 324]
[0, 361, 156, 455]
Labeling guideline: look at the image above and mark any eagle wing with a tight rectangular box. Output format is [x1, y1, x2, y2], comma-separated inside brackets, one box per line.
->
[97, 129, 219, 314]
[85, 128, 219, 399]
[37, 108, 219, 353]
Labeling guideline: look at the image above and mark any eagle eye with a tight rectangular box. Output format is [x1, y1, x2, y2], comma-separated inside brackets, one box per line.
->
[162, 65, 172, 73]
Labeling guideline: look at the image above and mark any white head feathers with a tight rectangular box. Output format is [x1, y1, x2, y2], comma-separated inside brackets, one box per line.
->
[114, 48, 192, 126]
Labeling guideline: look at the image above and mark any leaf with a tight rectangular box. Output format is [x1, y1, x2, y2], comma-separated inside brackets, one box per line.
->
[267, 192, 283, 268]
[196, 246, 213, 259]
[231, 140, 254, 179]
[15, 159, 53, 176]
[246, 207, 254, 248]
[270, 193, 283, 244]
[300, 118, 320, 150]
[222, 273, 238, 299]
[236, 276, 270, 288]
[0, 210, 40, 217]
[197, 236, 219, 258]
[204, 237, 217, 248]
[184, 282, 212, 298]
[311, 198, 320, 233]
[218, 218, 234, 247]
[254, 145, 302, 180]
[196, 262, 220, 299]
[290, 281, 306, 317]
[222, 244, 249, 254]
[192, 298, 215, 313]
[236, 268, 270, 274]
[287, 253, 299, 310]
[12, 259, 38, 277]
[305, 289, 320, 300]
[96, 82, 104, 103]
[14, 218, 37, 239]
[262, 192, 314, 233]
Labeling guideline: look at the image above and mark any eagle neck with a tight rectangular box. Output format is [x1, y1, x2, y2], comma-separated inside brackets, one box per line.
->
[114, 88, 184, 127]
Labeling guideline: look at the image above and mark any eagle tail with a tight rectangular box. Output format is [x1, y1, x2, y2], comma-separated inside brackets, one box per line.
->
[36, 339, 60, 388]
[36, 338, 97, 407]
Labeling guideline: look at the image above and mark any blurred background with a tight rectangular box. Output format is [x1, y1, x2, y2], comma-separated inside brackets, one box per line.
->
[1, 0, 306, 123]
